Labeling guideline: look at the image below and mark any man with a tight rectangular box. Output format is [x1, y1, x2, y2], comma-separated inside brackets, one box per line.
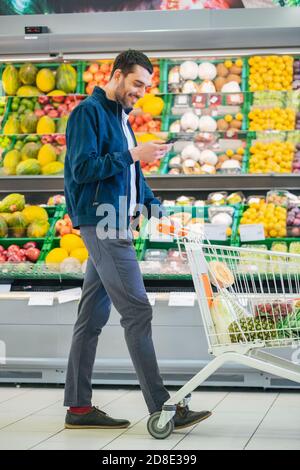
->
[63, 50, 211, 430]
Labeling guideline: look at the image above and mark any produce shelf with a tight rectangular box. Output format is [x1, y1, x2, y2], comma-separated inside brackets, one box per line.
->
[161, 57, 247, 95]
[2, 174, 300, 195]
[0, 62, 82, 97]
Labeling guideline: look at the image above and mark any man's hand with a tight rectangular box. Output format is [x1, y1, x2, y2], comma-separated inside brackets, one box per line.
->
[130, 141, 171, 163]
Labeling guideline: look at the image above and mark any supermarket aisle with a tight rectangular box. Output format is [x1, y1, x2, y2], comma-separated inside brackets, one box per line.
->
[0, 386, 299, 450]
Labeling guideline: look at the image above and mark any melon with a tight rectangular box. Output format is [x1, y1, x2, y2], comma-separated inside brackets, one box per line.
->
[3, 149, 21, 175]
[17, 86, 41, 97]
[20, 112, 38, 134]
[21, 142, 41, 161]
[55, 64, 77, 93]
[0, 216, 8, 238]
[19, 63, 38, 85]
[36, 68, 55, 93]
[16, 159, 41, 175]
[2, 65, 20, 95]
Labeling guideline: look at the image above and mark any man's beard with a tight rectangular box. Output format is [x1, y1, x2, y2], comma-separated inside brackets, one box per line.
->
[115, 85, 129, 108]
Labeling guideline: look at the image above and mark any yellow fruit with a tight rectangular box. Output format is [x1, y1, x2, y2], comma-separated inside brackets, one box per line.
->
[235, 113, 243, 121]
[70, 247, 89, 263]
[37, 116, 56, 134]
[60, 234, 85, 254]
[36, 68, 55, 93]
[41, 161, 64, 175]
[224, 60, 233, 69]
[237, 147, 244, 156]
[142, 96, 164, 116]
[226, 149, 234, 157]
[224, 114, 233, 123]
[235, 59, 243, 68]
[47, 89, 67, 96]
[22, 205, 48, 224]
[38, 144, 57, 167]
[46, 248, 68, 266]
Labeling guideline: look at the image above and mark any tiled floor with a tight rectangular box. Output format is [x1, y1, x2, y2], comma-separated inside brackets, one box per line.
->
[0, 385, 299, 450]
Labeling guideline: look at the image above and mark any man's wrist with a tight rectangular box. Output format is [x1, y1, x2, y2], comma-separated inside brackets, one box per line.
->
[130, 147, 140, 162]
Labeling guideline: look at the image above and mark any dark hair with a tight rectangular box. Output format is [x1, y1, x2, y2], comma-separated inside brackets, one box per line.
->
[111, 50, 153, 79]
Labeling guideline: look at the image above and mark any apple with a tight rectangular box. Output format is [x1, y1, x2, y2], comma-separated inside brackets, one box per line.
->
[34, 109, 45, 117]
[23, 242, 37, 249]
[48, 109, 59, 118]
[38, 96, 50, 105]
[51, 95, 65, 103]
[7, 244, 20, 253]
[25, 247, 40, 262]
[0, 245, 4, 253]
[43, 104, 54, 113]
[55, 135, 66, 145]
[0, 255, 6, 263]
[7, 254, 22, 263]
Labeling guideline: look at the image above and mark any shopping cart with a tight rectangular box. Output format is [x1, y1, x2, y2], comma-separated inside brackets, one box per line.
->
[147, 223, 300, 439]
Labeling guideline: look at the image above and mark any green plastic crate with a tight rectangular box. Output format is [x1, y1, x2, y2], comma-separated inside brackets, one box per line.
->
[163, 143, 247, 176]
[140, 204, 238, 247]
[235, 205, 300, 249]
[162, 57, 247, 95]
[0, 62, 82, 97]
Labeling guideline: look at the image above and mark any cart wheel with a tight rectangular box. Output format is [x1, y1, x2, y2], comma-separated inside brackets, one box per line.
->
[147, 412, 174, 440]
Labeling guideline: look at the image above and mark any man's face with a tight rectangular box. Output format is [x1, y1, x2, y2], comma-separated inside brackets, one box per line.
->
[114, 65, 152, 108]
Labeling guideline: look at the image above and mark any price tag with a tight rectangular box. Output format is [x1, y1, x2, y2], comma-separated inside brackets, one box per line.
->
[57, 287, 82, 304]
[0, 284, 11, 293]
[28, 293, 54, 306]
[147, 294, 156, 306]
[204, 224, 227, 241]
[168, 292, 195, 307]
[240, 224, 265, 242]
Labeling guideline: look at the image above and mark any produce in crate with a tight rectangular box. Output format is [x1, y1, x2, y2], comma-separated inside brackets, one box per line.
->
[0, 241, 40, 264]
[168, 58, 243, 94]
[240, 201, 287, 238]
[47, 195, 65, 206]
[0, 194, 25, 213]
[249, 141, 295, 174]
[55, 213, 80, 236]
[1, 63, 77, 96]
[134, 94, 164, 116]
[248, 55, 293, 92]
[287, 206, 300, 237]
[140, 159, 161, 175]
[248, 108, 295, 131]
[293, 59, 300, 90]
[128, 113, 161, 133]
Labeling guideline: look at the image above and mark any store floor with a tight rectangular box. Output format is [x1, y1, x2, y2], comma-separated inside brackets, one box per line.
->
[0, 385, 299, 450]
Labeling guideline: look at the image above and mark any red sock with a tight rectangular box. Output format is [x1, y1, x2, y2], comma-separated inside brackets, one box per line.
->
[69, 406, 93, 414]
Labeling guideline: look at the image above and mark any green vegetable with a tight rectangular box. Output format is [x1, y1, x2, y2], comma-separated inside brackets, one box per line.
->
[228, 317, 277, 343]
[210, 295, 237, 345]
[277, 308, 300, 339]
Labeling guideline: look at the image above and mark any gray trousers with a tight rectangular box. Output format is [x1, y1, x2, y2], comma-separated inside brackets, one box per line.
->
[64, 225, 170, 414]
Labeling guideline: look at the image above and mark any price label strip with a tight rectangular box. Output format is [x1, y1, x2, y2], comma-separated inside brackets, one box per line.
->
[28, 293, 54, 306]
[168, 292, 195, 307]
[239, 224, 265, 242]
[57, 288, 82, 304]
[204, 224, 227, 241]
